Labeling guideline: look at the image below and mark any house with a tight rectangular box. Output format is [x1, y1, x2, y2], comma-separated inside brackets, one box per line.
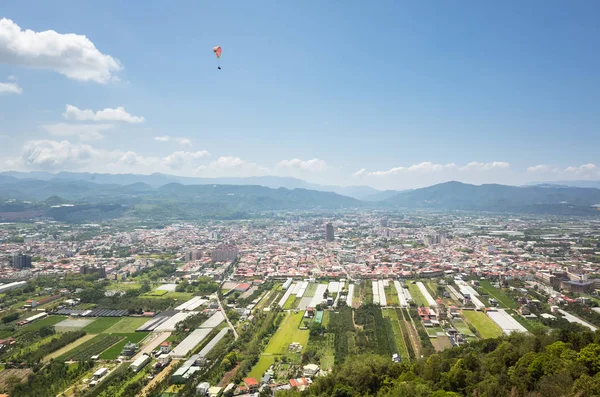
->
[303, 364, 319, 377]
[196, 382, 210, 396]
[289, 378, 311, 390]
[243, 377, 259, 391]
[160, 341, 172, 354]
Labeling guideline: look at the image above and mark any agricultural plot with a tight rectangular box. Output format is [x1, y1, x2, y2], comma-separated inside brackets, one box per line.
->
[100, 332, 149, 359]
[43, 334, 98, 361]
[384, 282, 400, 306]
[382, 309, 409, 361]
[461, 310, 503, 339]
[55, 318, 95, 332]
[103, 317, 149, 333]
[327, 306, 356, 364]
[452, 318, 477, 339]
[248, 355, 277, 380]
[264, 312, 309, 355]
[478, 280, 518, 309]
[282, 295, 297, 310]
[82, 317, 121, 334]
[20, 315, 65, 332]
[355, 306, 398, 358]
[304, 283, 318, 298]
[59, 334, 124, 361]
[407, 283, 428, 307]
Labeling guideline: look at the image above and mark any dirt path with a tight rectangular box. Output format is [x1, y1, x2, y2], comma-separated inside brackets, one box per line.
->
[131, 331, 171, 362]
[43, 334, 97, 362]
[218, 363, 240, 387]
[140, 360, 177, 397]
[402, 308, 422, 358]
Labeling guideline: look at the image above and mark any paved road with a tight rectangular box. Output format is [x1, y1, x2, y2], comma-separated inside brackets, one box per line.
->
[131, 331, 171, 362]
[215, 291, 239, 340]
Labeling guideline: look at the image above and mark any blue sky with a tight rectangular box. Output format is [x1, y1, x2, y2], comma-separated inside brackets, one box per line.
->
[1, 1, 599, 190]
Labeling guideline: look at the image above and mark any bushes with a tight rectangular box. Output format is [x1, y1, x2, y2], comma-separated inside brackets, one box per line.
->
[12, 360, 94, 397]
[328, 306, 355, 363]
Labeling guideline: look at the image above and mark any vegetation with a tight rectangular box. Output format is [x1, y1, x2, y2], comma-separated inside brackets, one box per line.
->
[461, 311, 503, 339]
[10, 330, 85, 364]
[59, 334, 123, 361]
[12, 361, 94, 397]
[281, 328, 600, 397]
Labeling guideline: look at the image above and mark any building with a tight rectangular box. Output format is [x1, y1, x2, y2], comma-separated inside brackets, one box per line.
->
[243, 377, 259, 392]
[325, 223, 334, 242]
[303, 364, 319, 377]
[184, 250, 202, 262]
[130, 354, 150, 372]
[211, 245, 238, 262]
[93, 368, 108, 380]
[80, 265, 106, 279]
[12, 254, 32, 269]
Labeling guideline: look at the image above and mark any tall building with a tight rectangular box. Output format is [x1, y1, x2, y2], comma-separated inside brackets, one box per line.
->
[12, 254, 32, 269]
[185, 250, 203, 262]
[211, 245, 238, 262]
[80, 265, 106, 279]
[326, 223, 334, 242]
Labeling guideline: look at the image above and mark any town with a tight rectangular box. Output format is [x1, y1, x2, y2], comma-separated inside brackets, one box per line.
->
[0, 211, 599, 396]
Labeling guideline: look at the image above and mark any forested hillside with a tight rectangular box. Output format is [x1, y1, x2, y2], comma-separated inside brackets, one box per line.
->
[280, 328, 600, 397]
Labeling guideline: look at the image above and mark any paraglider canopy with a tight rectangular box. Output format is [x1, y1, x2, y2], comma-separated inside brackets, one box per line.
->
[213, 46, 222, 58]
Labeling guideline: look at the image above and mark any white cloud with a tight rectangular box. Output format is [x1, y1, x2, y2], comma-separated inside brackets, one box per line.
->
[16, 139, 97, 169]
[63, 104, 144, 123]
[7, 75, 16, 81]
[459, 161, 510, 171]
[197, 156, 269, 177]
[0, 18, 121, 83]
[0, 81, 22, 94]
[163, 150, 210, 169]
[527, 164, 555, 173]
[353, 168, 367, 177]
[360, 162, 458, 177]
[276, 158, 328, 172]
[564, 163, 600, 178]
[42, 123, 114, 141]
[154, 136, 192, 146]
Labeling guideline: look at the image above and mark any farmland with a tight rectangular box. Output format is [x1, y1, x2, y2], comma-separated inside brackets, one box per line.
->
[20, 315, 65, 332]
[103, 317, 149, 333]
[382, 308, 410, 361]
[478, 280, 518, 309]
[99, 332, 149, 359]
[264, 311, 309, 355]
[461, 310, 503, 339]
[82, 317, 121, 334]
[407, 283, 428, 307]
[59, 334, 124, 361]
[384, 283, 400, 306]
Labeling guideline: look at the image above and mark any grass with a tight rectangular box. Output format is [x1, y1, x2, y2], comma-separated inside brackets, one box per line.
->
[99, 332, 149, 360]
[322, 311, 330, 328]
[461, 310, 503, 339]
[385, 283, 400, 306]
[506, 310, 546, 333]
[407, 283, 428, 307]
[82, 317, 121, 334]
[43, 334, 97, 362]
[452, 318, 476, 338]
[304, 283, 318, 298]
[478, 280, 518, 309]
[382, 309, 410, 361]
[18, 315, 65, 332]
[282, 295, 297, 310]
[264, 312, 309, 355]
[142, 289, 168, 297]
[103, 317, 149, 333]
[247, 354, 276, 380]
[60, 334, 123, 361]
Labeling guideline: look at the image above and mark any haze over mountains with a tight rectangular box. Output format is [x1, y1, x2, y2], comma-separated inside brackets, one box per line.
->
[1, 171, 600, 221]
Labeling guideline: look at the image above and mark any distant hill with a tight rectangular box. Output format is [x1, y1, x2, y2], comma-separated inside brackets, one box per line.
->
[385, 181, 600, 214]
[528, 180, 600, 189]
[0, 171, 381, 199]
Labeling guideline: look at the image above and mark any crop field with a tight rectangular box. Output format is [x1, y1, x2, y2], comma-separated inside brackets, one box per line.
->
[20, 315, 66, 332]
[384, 283, 400, 306]
[461, 310, 503, 339]
[478, 280, 518, 309]
[282, 295, 297, 310]
[59, 334, 124, 361]
[82, 317, 121, 334]
[407, 283, 428, 307]
[43, 334, 98, 362]
[55, 318, 95, 332]
[108, 282, 142, 291]
[142, 290, 168, 297]
[452, 318, 477, 339]
[304, 283, 318, 298]
[99, 332, 149, 359]
[382, 309, 409, 361]
[103, 317, 149, 333]
[355, 306, 398, 357]
[248, 354, 276, 380]
[264, 311, 309, 354]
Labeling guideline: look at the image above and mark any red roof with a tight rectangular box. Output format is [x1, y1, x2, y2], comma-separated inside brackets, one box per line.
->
[243, 377, 259, 387]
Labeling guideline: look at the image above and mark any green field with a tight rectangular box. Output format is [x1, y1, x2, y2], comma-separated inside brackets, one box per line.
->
[452, 318, 477, 338]
[19, 315, 65, 332]
[407, 283, 428, 307]
[282, 295, 297, 310]
[461, 311, 503, 339]
[108, 282, 142, 291]
[99, 332, 149, 359]
[82, 317, 121, 334]
[142, 290, 168, 297]
[382, 309, 409, 361]
[247, 354, 276, 380]
[60, 334, 124, 361]
[478, 280, 518, 309]
[264, 312, 309, 355]
[384, 283, 400, 306]
[103, 317, 149, 333]
[304, 283, 318, 298]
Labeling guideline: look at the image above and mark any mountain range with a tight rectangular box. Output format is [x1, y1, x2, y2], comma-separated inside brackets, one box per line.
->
[1, 172, 600, 221]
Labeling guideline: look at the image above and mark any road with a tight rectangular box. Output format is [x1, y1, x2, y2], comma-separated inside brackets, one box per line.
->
[215, 291, 239, 340]
[140, 360, 177, 397]
[131, 331, 171, 362]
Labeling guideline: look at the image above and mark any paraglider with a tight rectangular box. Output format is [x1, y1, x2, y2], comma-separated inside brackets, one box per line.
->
[213, 46, 222, 70]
